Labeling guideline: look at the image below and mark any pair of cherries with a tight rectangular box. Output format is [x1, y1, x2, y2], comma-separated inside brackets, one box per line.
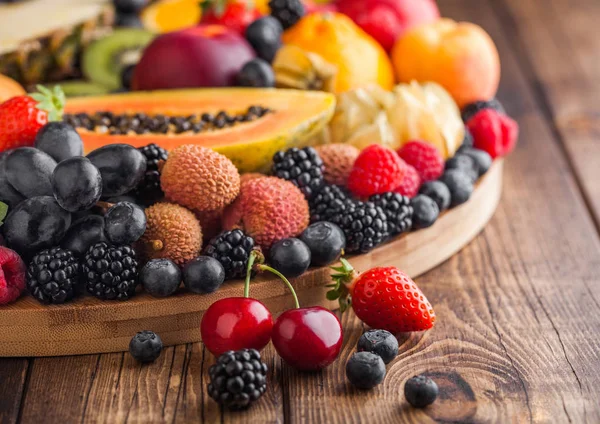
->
[200, 252, 343, 371]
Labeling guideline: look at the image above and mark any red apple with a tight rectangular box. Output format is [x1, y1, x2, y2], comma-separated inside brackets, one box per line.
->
[335, 0, 440, 52]
[132, 25, 256, 90]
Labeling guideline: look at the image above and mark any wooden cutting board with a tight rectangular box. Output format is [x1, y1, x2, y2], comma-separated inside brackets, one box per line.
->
[0, 161, 503, 357]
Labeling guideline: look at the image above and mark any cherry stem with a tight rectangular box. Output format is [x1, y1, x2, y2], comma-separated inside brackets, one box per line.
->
[244, 251, 257, 298]
[258, 264, 300, 309]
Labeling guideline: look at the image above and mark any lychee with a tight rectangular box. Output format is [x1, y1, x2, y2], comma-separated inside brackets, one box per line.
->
[222, 176, 309, 250]
[161, 145, 240, 213]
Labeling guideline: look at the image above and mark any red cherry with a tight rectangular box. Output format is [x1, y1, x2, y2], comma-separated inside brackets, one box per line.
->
[201, 297, 273, 356]
[272, 306, 343, 371]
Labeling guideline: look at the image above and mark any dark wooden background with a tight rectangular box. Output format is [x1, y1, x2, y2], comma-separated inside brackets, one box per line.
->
[1, 0, 599, 422]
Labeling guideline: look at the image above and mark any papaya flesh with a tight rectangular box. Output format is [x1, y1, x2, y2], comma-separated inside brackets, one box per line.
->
[65, 88, 336, 172]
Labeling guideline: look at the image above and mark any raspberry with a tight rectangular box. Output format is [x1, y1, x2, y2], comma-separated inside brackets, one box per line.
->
[397, 141, 444, 182]
[394, 163, 421, 198]
[0, 246, 26, 305]
[347, 145, 405, 198]
[466, 109, 519, 159]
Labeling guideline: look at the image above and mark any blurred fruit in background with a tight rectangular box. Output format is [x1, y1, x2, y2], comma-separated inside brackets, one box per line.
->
[392, 19, 500, 108]
[132, 25, 256, 90]
[272, 45, 337, 92]
[200, 0, 262, 36]
[0, 75, 26, 103]
[82, 28, 155, 91]
[141, 0, 203, 33]
[386, 81, 464, 158]
[329, 81, 464, 159]
[282, 12, 394, 93]
[0, 0, 114, 87]
[335, 0, 440, 52]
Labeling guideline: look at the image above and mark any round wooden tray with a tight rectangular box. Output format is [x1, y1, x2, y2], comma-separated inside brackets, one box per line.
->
[0, 162, 503, 357]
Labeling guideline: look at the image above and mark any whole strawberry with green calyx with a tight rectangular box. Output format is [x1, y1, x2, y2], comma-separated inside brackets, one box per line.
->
[0, 85, 65, 153]
[327, 259, 436, 333]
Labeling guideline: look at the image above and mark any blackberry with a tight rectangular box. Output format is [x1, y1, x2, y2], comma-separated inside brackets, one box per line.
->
[309, 184, 352, 222]
[27, 247, 80, 304]
[272, 147, 324, 199]
[83, 242, 139, 300]
[369, 192, 413, 236]
[330, 201, 389, 254]
[134, 143, 168, 205]
[204, 229, 256, 280]
[461, 98, 505, 123]
[269, 0, 305, 29]
[208, 349, 268, 410]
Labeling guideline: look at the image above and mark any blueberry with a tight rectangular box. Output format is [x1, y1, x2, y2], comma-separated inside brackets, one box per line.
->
[445, 154, 478, 183]
[104, 201, 146, 245]
[121, 64, 136, 90]
[461, 98, 505, 123]
[269, 238, 311, 278]
[52, 157, 103, 212]
[300, 222, 345, 266]
[346, 352, 386, 389]
[439, 169, 474, 207]
[35, 122, 83, 162]
[237, 59, 275, 88]
[113, 0, 147, 14]
[245, 16, 283, 63]
[140, 259, 181, 297]
[114, 12, 143, 28]
[183, 256, 225, 294]
[129, 330, 163, 363]
[404, 375, 439, 408]
[418, 181, 450, 212]
[357, 330, 399, 364]
[410, 195, 439, 230]
[61, 215, 107, 257]
[460, 147, 492, 177]
[87, 144, 147, 198]
[5, 147, 56, 198]
[461, 128, 474, 149]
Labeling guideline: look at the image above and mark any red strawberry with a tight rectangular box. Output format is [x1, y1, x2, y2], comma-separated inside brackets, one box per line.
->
[466, 109, 519, 159]
[397, 140, 444, 182]
[394, 162, 421, 198]
[201, 1, 262, 35]
[327, 259, 435, 333]
[0, 85, 65, 153]
[347, 144, 405, 198]
[0, 246, 26, 305]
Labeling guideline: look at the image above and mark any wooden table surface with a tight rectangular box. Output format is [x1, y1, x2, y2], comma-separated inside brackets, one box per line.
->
[1, 0, 600, 422]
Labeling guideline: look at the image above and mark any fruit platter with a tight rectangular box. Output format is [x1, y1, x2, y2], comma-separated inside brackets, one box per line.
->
[0, 0, 519, 410]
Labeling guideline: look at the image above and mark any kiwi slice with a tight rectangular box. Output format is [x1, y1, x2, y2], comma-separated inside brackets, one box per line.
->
[46, 81, 110, 97]
[82, 28, 154, 90]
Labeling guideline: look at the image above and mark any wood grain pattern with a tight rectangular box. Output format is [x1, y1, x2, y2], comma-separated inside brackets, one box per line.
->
[0, 162, 502, 357]
[1, 0, 600, 422]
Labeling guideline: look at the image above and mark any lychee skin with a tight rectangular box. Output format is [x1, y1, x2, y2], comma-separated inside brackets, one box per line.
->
[316, 144, 360, 186]
[222, 176, 309, 251]
[161, 145, 240, 213]
[138, 202, 203, 266]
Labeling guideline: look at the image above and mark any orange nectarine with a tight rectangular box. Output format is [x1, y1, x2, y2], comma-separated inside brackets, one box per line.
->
[391, 19, 500, 108]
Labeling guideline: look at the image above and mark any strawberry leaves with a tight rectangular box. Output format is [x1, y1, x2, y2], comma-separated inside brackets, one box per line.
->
[326, 258, 356, 312]
[31, 85, 65, 122]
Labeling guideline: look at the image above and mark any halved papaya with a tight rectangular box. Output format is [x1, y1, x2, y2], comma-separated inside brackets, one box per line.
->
[64, 88, 336, 172]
